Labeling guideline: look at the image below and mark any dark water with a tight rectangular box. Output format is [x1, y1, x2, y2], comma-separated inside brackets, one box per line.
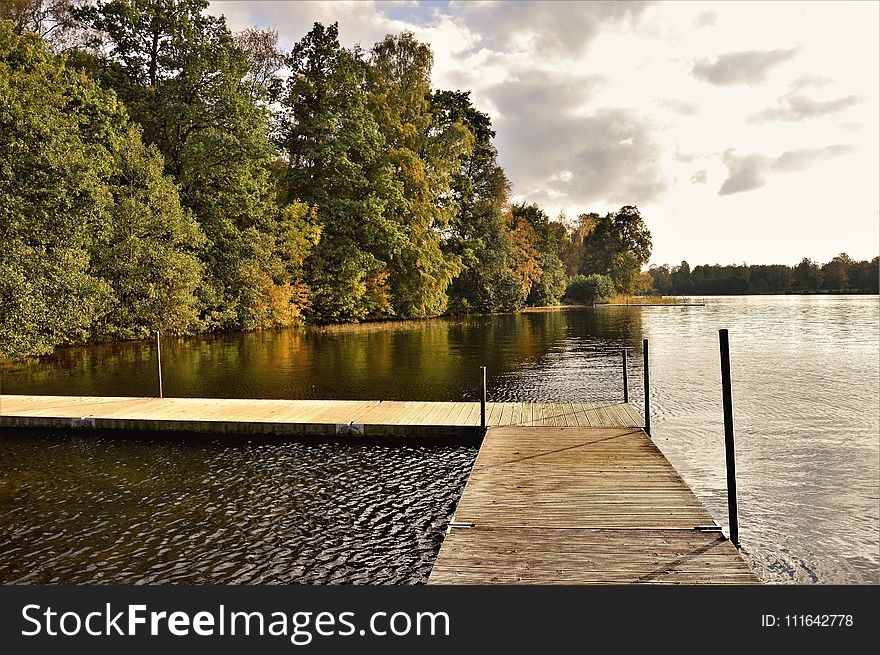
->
[0, 435, 475, 584]
[1, 296, 878, 584]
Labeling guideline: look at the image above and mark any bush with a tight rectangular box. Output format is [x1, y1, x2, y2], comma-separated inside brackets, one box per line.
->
[564, 274, 615, 305]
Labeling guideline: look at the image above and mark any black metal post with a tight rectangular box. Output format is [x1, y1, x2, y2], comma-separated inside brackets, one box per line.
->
[622, 348, 629, 403]
[156, 331, 163, 399]
[480, 366, 487, 434]
[642, 339, 650, 435]
[719, 329, 740, 547]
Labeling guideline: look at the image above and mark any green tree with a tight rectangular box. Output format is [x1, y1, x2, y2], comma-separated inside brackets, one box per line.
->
[565, 274, 615, 305]
[580, 205, 652, 293]
[277, 22, 402, 322]
[367, 32, 470, 318]
[92, 126, 205, 339]
[0, 21, 203, 356]
[431, 90, 523, 313]
[77, 0, 311, 329]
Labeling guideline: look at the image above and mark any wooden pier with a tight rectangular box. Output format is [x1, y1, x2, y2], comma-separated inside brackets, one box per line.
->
[429, 425, 758, 584]
[0, 394, 641, 437]
[0, 392, 758, 584]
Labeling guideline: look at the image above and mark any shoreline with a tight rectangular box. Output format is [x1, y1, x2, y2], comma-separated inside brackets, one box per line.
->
[3, 293, 878, 363]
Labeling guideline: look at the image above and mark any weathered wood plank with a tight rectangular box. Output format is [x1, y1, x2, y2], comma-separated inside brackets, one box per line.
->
[1, 395, 646, 437]
[430, 425, 758, 584]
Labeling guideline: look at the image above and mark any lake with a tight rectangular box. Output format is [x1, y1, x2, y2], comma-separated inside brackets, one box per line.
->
[1, 295, 878, 584]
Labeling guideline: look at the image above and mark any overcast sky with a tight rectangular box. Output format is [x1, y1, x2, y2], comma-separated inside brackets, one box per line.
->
[209, 1, 879, 266]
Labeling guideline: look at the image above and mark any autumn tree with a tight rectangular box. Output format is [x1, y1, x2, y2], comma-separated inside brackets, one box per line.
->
[512, 203, 567, 306]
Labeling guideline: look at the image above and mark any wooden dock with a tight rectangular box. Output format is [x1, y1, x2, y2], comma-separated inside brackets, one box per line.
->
[1, 393, 758, 583]
[429, 425, 759, 584]
[0, 394, 642, 437]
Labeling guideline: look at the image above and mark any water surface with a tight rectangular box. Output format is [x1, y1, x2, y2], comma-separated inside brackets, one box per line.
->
[2, 296, 878, 584]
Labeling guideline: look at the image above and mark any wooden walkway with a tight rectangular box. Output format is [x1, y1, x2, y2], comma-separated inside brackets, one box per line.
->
[1, 394, 758, 583]
[0, 395, 642, 437]
[429, 426, 759, 584]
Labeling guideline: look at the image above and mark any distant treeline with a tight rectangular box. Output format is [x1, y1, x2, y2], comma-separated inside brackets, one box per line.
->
[648, 254, 880, 295]
[1, 1, 654, 358]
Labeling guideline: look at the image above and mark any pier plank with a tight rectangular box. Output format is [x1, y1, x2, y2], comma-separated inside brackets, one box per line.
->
[430, 425, 758, 584]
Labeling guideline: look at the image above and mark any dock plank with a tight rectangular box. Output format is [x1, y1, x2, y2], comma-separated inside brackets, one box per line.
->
[430, 426, 758, 584]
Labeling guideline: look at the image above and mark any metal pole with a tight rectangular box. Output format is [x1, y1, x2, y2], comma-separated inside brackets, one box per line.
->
[719, 329, 740, 547]
[642, 339, 650, 435]
[156, 331, 163, 399]
[480, 366, 487, 434]
[622, 348, 629, 403]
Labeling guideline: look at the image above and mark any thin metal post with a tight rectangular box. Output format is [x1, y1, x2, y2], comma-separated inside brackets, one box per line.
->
[156, 331, 163, 399]
[622, 348, 629, 403]
[642, 339, 650, 435]
[480, 366, 487, 434]
[719, 329, 740, 547]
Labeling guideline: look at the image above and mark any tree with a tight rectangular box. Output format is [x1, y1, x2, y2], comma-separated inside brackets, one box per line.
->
[512, 203, 568, 306]
[580, 205, 652, 293]
[649, 264, 673, 293]
[77, 0, 314, 330]
[234, 26, 284, 101]
[92, 126, 205, 339]
[0, 22, 203, 356]
[431, 90, 523, 313]
[277, 22, 402, 322]
[822, 253, 851, 291]
[562, 212, 597, 276]
[367, 32, 470, 318]
[565, 274, 615, 305]
[671, 260, 692, 293]
[1, 0, 88, 50]
[793, 257, 821, 291]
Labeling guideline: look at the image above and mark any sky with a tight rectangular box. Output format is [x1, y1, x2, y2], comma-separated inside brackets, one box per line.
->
[208, 1, 880, 267]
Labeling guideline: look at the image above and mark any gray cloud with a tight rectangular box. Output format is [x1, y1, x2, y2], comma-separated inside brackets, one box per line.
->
[751, 94, 862, 122]
[659, 98, 699, 115]
[719, 145, 854, 195]
[772, 145, 856, 172]
[719, 152, 771, 195]
[790, 73, 832, 90]
[457, 0, 652, 58]
[484, 69, 666, 205]
[694, 10, 717, 28]
[691, 170, 708, 184]
[692, 48, 798, 86]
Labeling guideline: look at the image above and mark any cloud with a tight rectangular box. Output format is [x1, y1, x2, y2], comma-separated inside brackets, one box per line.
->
[694, 10, 717, 28]
[750, 93, 862, 122]
[771, 145, 856, 172]
[500, 110, 667, 206]
[692, 48, 799, 86]
[790, 73, 833, 90]
[659, 98, 699, 115]
[719, 145, 855, 195]
[719, 152, 771, 195]
[454, 0, 651, 58]
[691, 170, 708, 184]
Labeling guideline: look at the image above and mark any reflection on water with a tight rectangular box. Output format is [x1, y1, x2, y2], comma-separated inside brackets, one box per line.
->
[1, 296, 878, 584]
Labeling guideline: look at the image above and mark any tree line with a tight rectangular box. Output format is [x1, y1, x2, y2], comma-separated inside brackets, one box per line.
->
[1, 0, 653, 358]
[649, 254, 880, 295]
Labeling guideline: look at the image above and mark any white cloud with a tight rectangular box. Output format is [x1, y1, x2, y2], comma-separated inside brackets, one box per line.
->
[751, 93, 862, 122]
[719, 145, 855, 195]
[207, 1, 880, 264]
[692, 48, 799, 86]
